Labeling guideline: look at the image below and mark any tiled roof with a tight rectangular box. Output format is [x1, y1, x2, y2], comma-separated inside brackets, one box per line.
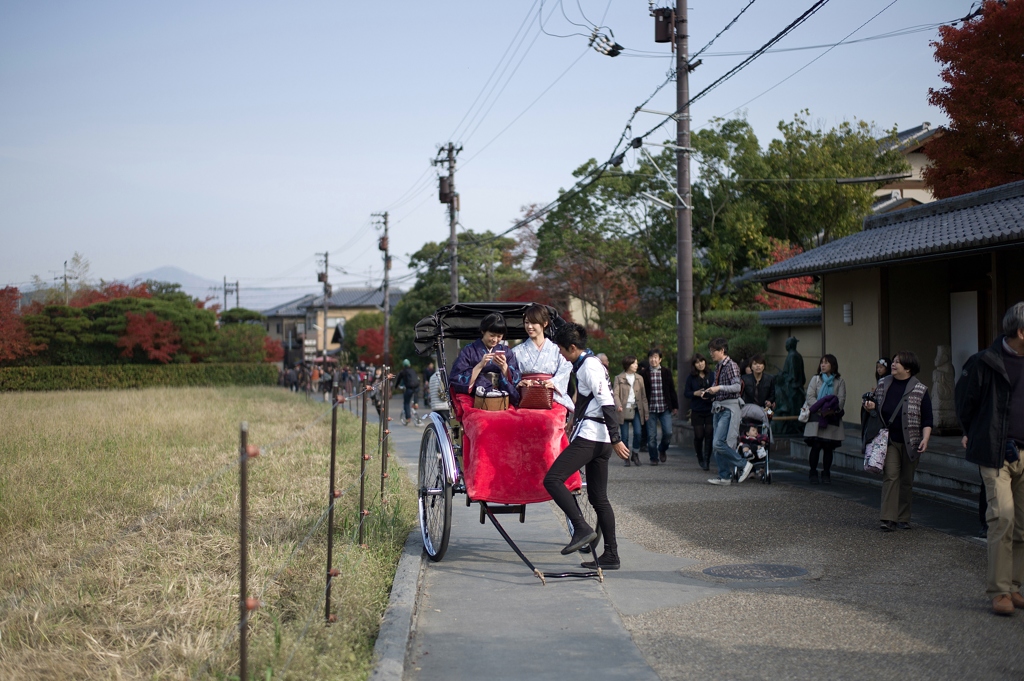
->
[879, 122, 943, 154]
[752, 179, 1024, 282]
[261, 293, 318, 317]
[305, 287, 404, 310]
[758, 308, 821, 327]
[871, 191, 922, 214]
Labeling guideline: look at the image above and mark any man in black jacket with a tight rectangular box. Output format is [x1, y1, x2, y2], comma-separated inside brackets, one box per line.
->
[956, 301, 1024, 616]
[639, 349, 678, 465]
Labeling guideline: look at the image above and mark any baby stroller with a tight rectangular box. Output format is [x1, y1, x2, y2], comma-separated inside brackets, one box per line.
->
[737, 403, 773, 484]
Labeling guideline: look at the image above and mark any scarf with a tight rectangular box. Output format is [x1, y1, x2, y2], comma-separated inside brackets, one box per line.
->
[819, 373, 835, 397]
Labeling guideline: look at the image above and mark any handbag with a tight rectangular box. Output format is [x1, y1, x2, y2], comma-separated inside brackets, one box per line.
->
[863, 428, 889, 474]
[621, 405, 636, 422]
[474, 394, 509, 411]
[519, 373, 554, 410]
[798, 404, 810, 423]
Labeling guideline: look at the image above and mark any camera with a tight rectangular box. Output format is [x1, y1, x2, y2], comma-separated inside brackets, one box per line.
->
[862, 391, 875, 402]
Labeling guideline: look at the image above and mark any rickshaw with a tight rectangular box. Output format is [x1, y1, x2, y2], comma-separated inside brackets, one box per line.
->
[413, 302, 603, 583]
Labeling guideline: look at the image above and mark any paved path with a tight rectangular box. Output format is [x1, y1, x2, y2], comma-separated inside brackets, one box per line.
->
[381, 395, 1024, 680]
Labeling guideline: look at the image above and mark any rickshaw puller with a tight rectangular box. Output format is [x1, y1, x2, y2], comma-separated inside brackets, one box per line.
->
[544, 323, 629, 568]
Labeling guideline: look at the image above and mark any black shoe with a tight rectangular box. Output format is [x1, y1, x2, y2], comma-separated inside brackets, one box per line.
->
[659, 451, 667, 463]
[649, 459, 659, 466]
[561, 526, 598, 555]
[821, 470, 831, 485]
[880, 520, 896, 532]
[631, 451, 640, 466]
[581, 551, 620, 570]
[896, 522, 911, 530]
[623, 459, 631, 467]
[809, 470, 819, 484]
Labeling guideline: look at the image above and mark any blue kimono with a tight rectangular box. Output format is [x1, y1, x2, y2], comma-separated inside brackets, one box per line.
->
[450, 338, 522, 405]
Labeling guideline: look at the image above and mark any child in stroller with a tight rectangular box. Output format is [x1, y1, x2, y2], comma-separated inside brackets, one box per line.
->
[737, 421, 769, 460]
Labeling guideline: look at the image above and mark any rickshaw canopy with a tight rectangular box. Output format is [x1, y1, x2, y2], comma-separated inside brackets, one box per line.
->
[413, 301, 561, 356]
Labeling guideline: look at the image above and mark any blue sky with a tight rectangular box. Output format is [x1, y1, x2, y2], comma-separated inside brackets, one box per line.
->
[0, 1, 969, 310]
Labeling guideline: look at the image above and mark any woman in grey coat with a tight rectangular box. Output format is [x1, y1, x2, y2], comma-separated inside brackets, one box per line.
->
[802, 354, 846, 484]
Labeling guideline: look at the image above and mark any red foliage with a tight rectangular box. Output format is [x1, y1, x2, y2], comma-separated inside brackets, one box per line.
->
[925, 1, 1024, 198]
[0, 287, 45, 362]
[70, 282, 151, 308]
[116, 311, 181, 363]
[263, 336, 285, 363]
[355, 327, 388, 363]
[755, 241, 817, 310]
[498, 280, 554, 305]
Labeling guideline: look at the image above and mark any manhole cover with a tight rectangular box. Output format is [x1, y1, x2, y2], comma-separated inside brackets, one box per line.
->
[702, 563, 808, 580]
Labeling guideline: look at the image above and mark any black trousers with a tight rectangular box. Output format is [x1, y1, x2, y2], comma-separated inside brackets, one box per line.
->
[543, 437, 617, 552]
[691, 411, 714, 460]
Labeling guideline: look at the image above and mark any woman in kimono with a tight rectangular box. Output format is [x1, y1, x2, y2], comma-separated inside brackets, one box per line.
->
[449, 312, 521, 405]
[511, 304, 573, 419]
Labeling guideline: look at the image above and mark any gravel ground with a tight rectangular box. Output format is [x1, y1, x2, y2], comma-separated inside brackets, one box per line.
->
[608, 450, 1024, 681]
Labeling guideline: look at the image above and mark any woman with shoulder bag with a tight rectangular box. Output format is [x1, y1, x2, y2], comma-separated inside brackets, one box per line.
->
[510, 304, 573, 415]
[613, 356, 648, 466]
[683, 353, 714, 470]
[863, 351, 932, 532]
[802, 354, 847, 485]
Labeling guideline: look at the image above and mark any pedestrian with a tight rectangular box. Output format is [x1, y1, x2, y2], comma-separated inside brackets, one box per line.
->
[864, 351, 932, 531]
[802, 354, 847, 485]
[543, 322, 629, 568]
[955, 301, 1024, 616]
[613, 355, 648, 467]
[423, 361, 436, 408]
[396, 359, 421, 425]
[683, 353, 714, 471]
[638, 348, 678, 465]
[700, 338, 753, 485]
[741, 353, 776, 411]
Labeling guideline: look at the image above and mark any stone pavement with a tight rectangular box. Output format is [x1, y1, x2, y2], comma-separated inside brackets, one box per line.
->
[378, 395, 1024, 680]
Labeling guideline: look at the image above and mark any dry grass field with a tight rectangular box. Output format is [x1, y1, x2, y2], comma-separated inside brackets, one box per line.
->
[0, 386, 414, 680]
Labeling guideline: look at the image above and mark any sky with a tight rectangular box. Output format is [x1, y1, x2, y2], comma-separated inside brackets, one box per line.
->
[0, 0, 971, 310]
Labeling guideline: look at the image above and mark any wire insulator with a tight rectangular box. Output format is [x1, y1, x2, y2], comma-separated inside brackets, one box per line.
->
[333, 489, 342, 498]
[246, 597, 261, 611]
[328, 614, 338, 623]
[363, 454, 371, 461]
[328, 568, 341, 577]
[246, 445, 260, 458]
[382, 473, 389, 479]
[361, 510, 370, 517]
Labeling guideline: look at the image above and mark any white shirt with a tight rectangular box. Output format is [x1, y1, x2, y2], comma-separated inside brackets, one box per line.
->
[574, 355, 615, 443]
[625, 373, 636, 407]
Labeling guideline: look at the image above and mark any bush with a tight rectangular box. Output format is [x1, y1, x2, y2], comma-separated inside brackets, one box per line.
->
[0, 363, 278, 391]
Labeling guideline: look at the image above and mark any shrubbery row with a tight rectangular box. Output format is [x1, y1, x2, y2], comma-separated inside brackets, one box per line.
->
[0, 363, 278, 391]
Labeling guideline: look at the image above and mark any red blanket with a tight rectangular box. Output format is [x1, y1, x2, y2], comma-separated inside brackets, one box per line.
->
[453, 393, 580, 504]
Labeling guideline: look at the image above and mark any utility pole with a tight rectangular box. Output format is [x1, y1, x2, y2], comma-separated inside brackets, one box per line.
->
[433, 143, 462, 303]
[672, 2, 694, 374]
[223, 278, 240, 312]
[53, 260, 78, 305]
[373, 212, 391, 365]
[317, 252, 331, 362]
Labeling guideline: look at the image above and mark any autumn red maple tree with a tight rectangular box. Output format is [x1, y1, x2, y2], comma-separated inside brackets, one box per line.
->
[355, 327, 388, 364]
[263, 336, 284, 363]
[70, 282, 151, 308]
[754, 240, 817, 310]
[924, 0, 1024, 198]
[0, 287, 45, 362]
[116, 311, 181, 363]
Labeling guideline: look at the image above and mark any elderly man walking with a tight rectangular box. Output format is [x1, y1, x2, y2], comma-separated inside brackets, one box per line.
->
[956, 302, 1024, 616]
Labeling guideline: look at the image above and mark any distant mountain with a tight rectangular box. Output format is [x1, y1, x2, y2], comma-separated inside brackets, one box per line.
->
[125, 266, 221, 303]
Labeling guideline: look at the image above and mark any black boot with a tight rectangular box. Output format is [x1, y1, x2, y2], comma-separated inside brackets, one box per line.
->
[808, 470, 819, 484]
[561, 525, 598, 555]
[581, 550, 620, 570]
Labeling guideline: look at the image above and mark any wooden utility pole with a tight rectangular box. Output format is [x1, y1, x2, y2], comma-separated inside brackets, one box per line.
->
[317, 252, 331, 360]
[675, 0, 694, 372]
[433, 143, 462, 303]
[374, 212, 391, 365]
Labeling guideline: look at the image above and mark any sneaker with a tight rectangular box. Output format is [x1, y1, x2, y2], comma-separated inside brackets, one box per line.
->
[737, 461, 754, 483]
[992, 594, 1015, 616]
[560, 526, 598, 555]
[581, 551, 620, 570]
[707, 477, 732, 486]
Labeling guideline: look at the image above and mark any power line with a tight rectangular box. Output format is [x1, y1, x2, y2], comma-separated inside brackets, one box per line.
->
[631, 0, 835, 147]
[691, 0, 761, 61]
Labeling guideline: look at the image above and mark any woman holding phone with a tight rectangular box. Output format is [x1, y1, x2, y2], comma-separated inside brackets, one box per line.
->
[449, 312, 522, 407]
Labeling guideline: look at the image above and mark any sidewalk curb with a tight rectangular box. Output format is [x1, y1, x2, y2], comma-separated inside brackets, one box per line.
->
[770, 458, 977, 511]
[369, 529, 424, 681]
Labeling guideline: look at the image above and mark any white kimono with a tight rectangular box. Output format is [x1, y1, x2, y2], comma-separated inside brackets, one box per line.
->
[510, 338, 574, 411]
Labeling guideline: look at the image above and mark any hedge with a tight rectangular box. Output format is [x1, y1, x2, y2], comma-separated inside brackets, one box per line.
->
[0, 363, 278, 391]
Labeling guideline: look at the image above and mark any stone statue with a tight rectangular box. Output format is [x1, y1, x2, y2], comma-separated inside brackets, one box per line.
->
[932, 344, 957, 432]
[773, 337, 807, 436]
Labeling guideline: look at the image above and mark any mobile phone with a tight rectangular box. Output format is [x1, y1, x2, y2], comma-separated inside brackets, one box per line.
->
[493, 349, 505, 355]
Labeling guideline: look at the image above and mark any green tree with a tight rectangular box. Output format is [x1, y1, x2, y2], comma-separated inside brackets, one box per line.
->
[206, 324, 267, 363]
[219, 308, 264, 324]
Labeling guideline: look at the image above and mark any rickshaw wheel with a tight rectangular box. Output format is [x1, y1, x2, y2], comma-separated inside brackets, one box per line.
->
[419, 423, 452, 561]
